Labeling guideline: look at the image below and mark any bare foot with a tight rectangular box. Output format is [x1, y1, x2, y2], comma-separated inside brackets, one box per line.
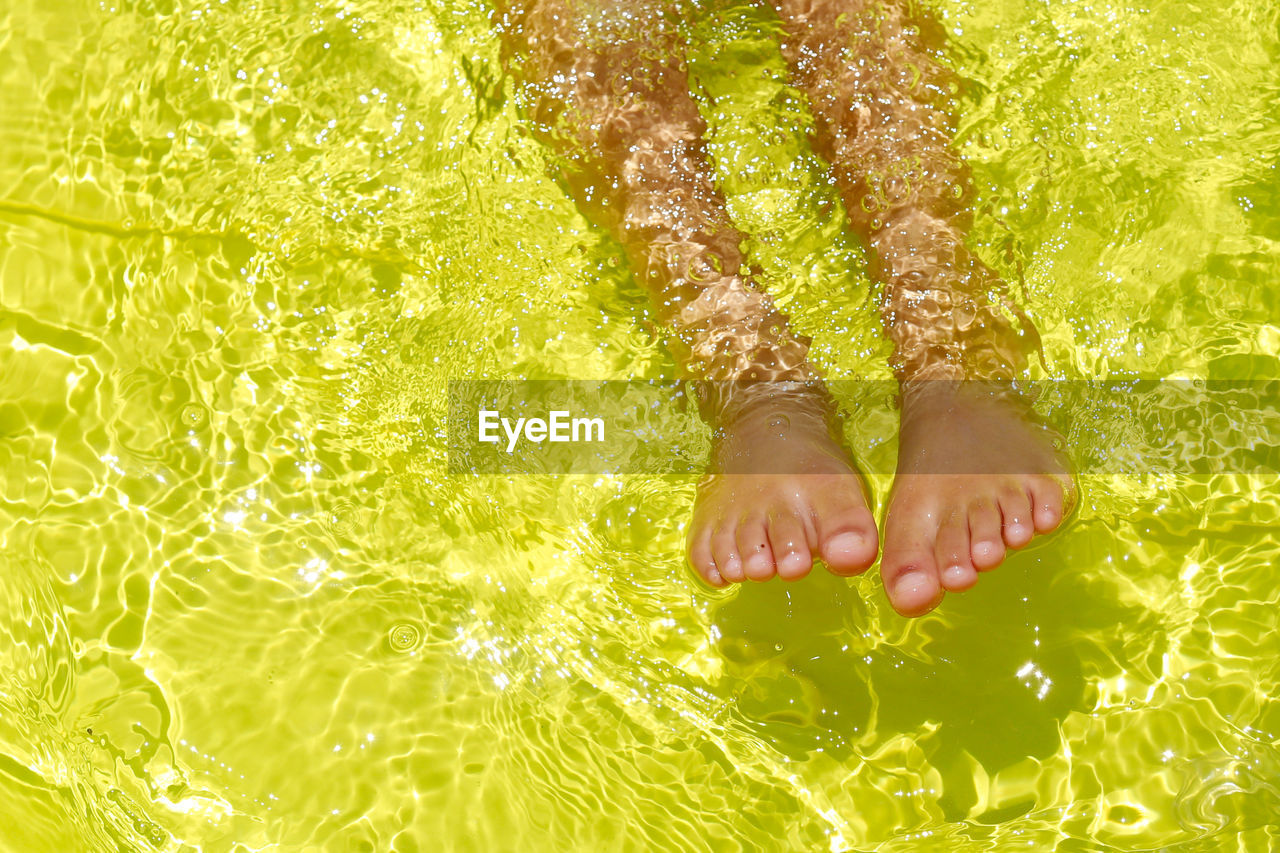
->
[880, 382, 1076, 616]
[686, 387, 879, 586]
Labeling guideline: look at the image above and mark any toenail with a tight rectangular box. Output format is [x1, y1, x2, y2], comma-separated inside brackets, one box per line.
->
[777, 560, 808, 579]
[826, 532, 865, 553]
[1006, 523, 1031, 542]
[893, 570, 933, 601]
[942, 565, 972, 586]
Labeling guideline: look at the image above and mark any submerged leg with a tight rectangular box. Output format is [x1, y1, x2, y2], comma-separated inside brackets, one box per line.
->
[769, 0, 1074, 615]
[495, 0, 878, 584]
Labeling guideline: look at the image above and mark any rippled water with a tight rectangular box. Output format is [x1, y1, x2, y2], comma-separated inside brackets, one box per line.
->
[2, 0, 1279, 849]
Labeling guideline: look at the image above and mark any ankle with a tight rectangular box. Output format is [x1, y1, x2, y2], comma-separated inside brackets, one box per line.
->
[695, 378, 835, 432]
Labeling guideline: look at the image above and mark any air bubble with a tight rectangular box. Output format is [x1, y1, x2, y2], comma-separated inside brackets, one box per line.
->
[388, 623, 421, 653]
[180, 403, 207, 427]
[326, 498, 357, 536]
[767, 414, 790, 436]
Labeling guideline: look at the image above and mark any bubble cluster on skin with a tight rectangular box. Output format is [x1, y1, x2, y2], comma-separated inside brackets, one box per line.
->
[771, 0, 1036, 381]
[496, 0, 818, 417]
[496, 0, 1038, 436]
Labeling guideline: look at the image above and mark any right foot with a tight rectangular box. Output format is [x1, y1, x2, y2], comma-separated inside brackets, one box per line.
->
[685, 387, 879, 586]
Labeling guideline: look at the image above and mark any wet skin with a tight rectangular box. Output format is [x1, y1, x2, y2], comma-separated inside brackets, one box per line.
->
[686, 393, 880, 585]
[687, 383, 1075, 616]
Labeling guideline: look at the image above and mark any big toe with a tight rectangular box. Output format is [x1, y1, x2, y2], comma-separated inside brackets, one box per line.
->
[881, 501, 944, 616]
[884, 559, 943, 616]
[815, 484, 878, 575]
[1030, 476, 1069, 533]
[821, 530, 878, 575]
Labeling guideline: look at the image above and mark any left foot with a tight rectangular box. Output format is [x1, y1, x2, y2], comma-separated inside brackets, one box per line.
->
[880, 382, 1075, 616]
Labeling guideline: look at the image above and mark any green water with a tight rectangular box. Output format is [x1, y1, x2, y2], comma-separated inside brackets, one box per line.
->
[1, 0, 1279, 850]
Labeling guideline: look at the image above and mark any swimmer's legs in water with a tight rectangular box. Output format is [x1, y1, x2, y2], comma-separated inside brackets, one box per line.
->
[496, 0, 1074, 614]
[768, 0, 1075, 614]
[494, 0, 880, 582]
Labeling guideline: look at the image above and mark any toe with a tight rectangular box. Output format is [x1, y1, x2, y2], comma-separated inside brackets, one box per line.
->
[814, 484, 878, 576]
[934, 512, 977, 592]
[711, 526, 745, 583]
[737, 518, 776, 582]
[820, 529, 878, 576]
[967, 498, 1006, 571]
[883, 558, 943, 617]
[881, 501, 945, 617]
[768, 513, 813, 581]
[999, 487, 1034, 549]
[687, 529, 725, 587]
[1029, 477, 1066, 533]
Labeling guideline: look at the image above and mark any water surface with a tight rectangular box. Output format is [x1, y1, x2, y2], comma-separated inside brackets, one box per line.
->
[1, 0, 1278, 849]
